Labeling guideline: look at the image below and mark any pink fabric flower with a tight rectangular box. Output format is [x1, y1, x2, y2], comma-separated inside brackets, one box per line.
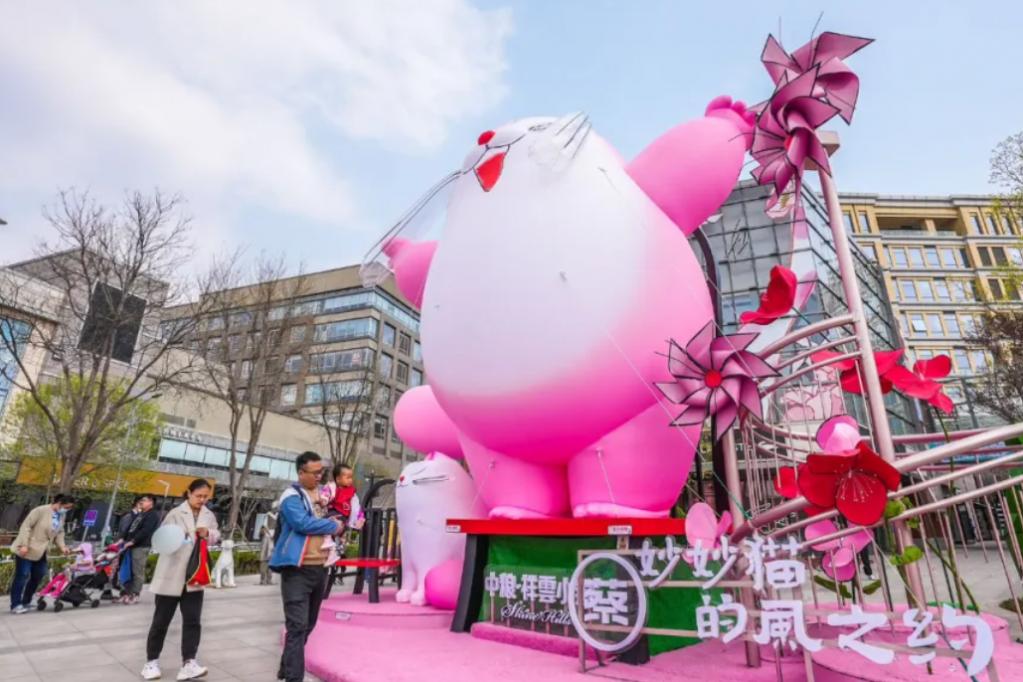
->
[657, 322, 778, 440]
[805, 519, 872, 581]
[886, 355, 955, 414]
[684, 502, 732, 562]
[740, 265, 798, 326]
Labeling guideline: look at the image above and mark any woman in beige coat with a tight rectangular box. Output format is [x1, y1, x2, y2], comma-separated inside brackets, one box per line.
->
[142, 479, 219, 681]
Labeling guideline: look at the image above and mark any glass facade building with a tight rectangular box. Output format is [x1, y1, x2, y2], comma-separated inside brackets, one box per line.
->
[696, 181, 919, 436]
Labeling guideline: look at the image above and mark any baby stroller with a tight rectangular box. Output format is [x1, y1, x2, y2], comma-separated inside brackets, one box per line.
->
[36, 543, 111, 612]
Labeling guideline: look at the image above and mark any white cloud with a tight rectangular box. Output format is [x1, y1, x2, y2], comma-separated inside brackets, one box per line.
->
[0, 1, 512, 260]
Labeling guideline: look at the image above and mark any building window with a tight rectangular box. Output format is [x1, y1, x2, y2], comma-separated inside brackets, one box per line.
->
[993, 247, 1009, 266]
[970, 350, 988, 372]
[892, 248, 908, 268]
[843, 213, 855, 235]
[398, 332, 412, 355]
[943, 313, 960, 337]
[953, 349, 970, 374]
[1003, 214, 1017, 235]
[1009, 248, 1023, 266]
[376, 385, 391, 410]
[907, 248, 924, 268]
[990, 279, 1004, 299]
[280, 384, 297, 406]
[925, 313, 943, 335]
[383, 324, 396, 347]
[228, 335, 243, 353]
[413, 340, 422, 362]
[285, 354, 303, 373]
[940, 249, 958, 268]
[934, 279, 950, 302]
[240, 360, 252, 378]
[987, 214, 1000, 234]
[379, 353, 393, 379]
[396, 361, 409, 384]
[391, 425, 401, 445]
[230, 311, 252, 329]
[304, 380, 368, 405]
[960, 249, 970, 267]
[918, 280, 934, 302]
[970, 214, 982, 234]
[924, 247, 940, 268]
[899, 280, 917, 302]
[290, 326, 306, 343]
[410, 368, 423, 387]
[313, 318, 378, 344]
[909, 313, 926, 334]
[1008, 282, 1022, 301]
[309, 348, 372, 374]
[857, 212, 870, 232]
[374, 415, 389, 440]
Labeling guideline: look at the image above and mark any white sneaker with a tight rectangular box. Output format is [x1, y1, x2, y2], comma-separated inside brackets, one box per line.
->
[176, 659, 207, 680]
[11, 605, 28, 615]
[141, 660, 162, 680]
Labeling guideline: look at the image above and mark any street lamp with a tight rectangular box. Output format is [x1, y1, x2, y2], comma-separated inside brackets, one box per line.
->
[155, 479, 171, 513]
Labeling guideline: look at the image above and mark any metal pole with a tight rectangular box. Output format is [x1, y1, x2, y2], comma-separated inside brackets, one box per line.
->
[817, 164, 927, 607]
[100, 403, 138, 543]
[720, 429, 760, 668]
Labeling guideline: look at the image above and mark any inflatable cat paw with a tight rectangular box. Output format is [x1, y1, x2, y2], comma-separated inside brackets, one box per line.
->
[395, 453, 484, 609]
[369, 97, 753, 519]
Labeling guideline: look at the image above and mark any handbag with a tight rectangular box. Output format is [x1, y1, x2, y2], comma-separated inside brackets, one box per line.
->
[185, 536, 212, 587]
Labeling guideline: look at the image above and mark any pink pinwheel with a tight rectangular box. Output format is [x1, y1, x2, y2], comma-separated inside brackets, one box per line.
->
[805, 519, 872, 581]
[751, 31, 872, 215]
[684, 502, 732, 560]
[657, 322, 778, 440]
[740, 265, 798, 326]
[761, 32, 873, 123]
[886, 355, 955, 414]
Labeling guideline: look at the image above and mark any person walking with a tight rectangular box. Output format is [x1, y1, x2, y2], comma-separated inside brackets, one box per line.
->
[271, 451, 342, 682]
[9, 495, 75, 614]
[142, 479, 219, 681]
[122, 494, 160, 604]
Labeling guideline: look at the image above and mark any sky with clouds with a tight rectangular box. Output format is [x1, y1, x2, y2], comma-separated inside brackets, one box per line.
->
[2, 1, 1021, 276]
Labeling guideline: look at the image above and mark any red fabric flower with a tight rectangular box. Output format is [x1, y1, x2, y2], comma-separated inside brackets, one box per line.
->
[740, 266, 798, 326]
[811, 348, 904, 395]
[796, 441, 900, 526]
[886, 355, 954, 414]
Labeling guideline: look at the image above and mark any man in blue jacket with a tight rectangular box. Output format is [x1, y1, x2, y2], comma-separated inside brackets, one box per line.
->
[271, 451, 342, 682]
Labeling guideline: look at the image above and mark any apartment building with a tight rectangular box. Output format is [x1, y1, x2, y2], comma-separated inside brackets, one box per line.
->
[842, 194, 1021, 427]
[163, 264, 424, 477]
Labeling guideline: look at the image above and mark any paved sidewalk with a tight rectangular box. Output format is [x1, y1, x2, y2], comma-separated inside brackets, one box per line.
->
[0, 574, 325, 681]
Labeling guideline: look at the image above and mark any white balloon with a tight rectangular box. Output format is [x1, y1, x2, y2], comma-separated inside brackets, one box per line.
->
[151, 524, 186, 555]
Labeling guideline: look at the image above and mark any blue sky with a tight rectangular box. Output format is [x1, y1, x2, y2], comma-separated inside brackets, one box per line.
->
[2, 2, 1021, 275]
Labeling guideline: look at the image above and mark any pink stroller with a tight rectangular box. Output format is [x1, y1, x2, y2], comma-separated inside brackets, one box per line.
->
[36, 543, 105, 612]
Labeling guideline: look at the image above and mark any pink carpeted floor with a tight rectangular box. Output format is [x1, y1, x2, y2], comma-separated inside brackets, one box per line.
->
[302, 590, 1023, 682]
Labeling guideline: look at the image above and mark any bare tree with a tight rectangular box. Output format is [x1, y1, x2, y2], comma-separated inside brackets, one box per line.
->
[0, 189, 215, 492]
[965, 308, 1023, 424]
[991, 131, 1023, 219]
[310, 361, 380, 471]
[195, 255, 310, 536]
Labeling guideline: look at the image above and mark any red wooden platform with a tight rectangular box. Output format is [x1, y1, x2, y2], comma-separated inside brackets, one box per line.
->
[445, 517, 685, 537]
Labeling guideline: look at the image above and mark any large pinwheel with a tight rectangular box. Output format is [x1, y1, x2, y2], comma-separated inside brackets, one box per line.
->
[656, 322, 778, 440]
[751, 31, 872, 216]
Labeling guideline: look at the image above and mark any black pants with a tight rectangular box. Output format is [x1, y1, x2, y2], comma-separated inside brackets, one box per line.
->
[146, 588, 204, 662]
[278, 566, 327, 682]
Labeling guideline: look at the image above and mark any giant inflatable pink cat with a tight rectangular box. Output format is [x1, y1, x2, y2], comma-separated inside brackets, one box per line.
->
[370, 97, 754, 519]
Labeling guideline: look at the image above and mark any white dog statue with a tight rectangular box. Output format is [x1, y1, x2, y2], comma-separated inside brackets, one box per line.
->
[213, 539, 236, 588]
